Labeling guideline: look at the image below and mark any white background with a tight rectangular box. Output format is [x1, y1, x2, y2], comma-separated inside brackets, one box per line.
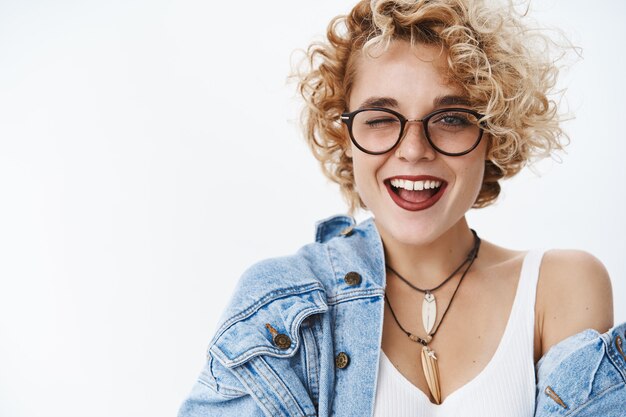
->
[0, 1, 624, 416]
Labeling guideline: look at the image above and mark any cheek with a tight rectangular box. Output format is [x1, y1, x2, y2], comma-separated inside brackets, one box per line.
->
[466, 140, 489, 194]
[461, 159, 486, 202]
[449, 152, 486, 201]
[350, 151, 382, 206]
[350, 153, 366, 193]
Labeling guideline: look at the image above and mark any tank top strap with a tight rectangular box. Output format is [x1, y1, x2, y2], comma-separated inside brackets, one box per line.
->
[508, 249, 546, 342]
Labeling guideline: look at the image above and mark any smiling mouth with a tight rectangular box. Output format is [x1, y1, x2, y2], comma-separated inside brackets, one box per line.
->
[389, 178, 442, 202]
[385, 177, 447, 211]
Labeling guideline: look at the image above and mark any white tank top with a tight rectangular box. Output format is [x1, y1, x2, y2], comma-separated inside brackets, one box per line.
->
[372, 250, 544, 417]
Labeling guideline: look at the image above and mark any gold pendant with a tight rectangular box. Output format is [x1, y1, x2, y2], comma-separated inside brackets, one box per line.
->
[420, 345, 442, 404]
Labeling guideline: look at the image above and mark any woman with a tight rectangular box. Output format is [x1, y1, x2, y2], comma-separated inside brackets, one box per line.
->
[179, 0, 619, 415]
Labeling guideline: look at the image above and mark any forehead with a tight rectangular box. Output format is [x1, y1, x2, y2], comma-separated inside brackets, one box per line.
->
[348, 40, 462, 110]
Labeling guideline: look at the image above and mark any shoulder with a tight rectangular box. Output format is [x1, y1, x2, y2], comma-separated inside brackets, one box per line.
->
[227, 215, 361, 300]
[206, 214, 385, 364]
[212, 245, 331, 332]
[536, 249, 614, 356]
[210, 214, 383, 342]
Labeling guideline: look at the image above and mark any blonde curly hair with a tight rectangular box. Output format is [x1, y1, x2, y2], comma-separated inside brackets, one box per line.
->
[297, 0, 567, 214]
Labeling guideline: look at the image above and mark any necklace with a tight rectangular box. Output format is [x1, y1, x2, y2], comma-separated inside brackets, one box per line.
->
[386, 229, 480, 335]
[384, 231, 481, 404]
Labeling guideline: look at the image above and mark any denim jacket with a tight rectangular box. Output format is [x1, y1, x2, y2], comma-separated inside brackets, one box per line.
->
[535, 322, 626, 416]
[178, 215, 626, 417]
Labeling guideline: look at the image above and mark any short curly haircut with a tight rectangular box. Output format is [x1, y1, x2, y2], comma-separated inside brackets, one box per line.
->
[297, 0, 567, 214]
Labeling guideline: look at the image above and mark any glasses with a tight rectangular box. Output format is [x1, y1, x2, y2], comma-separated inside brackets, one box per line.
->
[340, 107, 485, 156]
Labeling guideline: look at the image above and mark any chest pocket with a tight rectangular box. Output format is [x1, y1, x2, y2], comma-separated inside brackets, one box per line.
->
[210, 283, 328, 417]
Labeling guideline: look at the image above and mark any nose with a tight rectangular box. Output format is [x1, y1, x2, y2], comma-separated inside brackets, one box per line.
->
[394, 120, 437, 162]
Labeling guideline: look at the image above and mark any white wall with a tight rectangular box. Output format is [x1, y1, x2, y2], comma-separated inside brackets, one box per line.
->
[0, 1, 623, 416]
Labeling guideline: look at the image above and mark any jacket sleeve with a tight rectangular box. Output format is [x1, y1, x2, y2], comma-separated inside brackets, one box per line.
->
[177, 352, 265, 417]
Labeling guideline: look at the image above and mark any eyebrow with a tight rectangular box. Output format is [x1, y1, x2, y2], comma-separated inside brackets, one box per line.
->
[356, 96, 399, 110]
[355, 94, 472, 111]
[433, 95, 472, 107]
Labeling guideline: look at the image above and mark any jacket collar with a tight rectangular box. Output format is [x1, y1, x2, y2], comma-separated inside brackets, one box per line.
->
[318, 215, 386, 302]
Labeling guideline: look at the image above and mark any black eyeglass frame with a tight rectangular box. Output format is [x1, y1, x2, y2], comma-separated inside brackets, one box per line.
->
[340, 107, 486, 156]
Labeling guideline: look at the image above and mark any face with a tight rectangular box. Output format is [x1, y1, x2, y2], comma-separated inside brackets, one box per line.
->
[346, 40, 488, 246]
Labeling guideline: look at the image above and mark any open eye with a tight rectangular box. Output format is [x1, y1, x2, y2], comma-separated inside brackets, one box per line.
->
[429, 111, 478, 132]
[433, 112, 471, 126]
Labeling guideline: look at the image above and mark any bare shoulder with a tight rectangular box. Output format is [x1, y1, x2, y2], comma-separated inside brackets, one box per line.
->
[536, 249, 614, 356]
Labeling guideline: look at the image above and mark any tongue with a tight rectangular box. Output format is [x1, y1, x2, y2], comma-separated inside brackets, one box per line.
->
[397, 188, 436, 203]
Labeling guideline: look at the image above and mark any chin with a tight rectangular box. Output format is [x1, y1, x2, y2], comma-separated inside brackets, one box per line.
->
[374, 214, 445, 247]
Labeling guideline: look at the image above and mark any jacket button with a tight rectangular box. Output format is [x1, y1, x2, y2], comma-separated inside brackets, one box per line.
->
[335, 352, 350, 369]
[339, 225, 354, 236]
[273, 333, 292, 349]
[344, 271, 362, 286]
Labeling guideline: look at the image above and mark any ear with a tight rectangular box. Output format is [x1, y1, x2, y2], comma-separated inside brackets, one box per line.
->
[342, 124, 353, 158]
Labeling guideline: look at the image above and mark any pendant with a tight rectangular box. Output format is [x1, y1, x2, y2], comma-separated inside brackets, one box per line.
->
[420, 345, 442, 405]
[422, 292, 436, 335]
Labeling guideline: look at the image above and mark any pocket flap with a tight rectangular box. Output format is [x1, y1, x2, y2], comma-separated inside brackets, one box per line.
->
[210, 284, 327, 368]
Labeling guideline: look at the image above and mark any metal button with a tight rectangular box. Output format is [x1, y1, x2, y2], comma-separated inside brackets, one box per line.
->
[265, 323, 292, 350]
[344, 271, 362, 286]
[335, 352, 350, 369]
[273, 333, 292, 350]
[339, 225, 354, 237]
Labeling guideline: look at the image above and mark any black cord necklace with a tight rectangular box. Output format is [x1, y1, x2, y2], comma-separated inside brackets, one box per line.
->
[383, 230, 481, 405]
[385, 229, 480, 335]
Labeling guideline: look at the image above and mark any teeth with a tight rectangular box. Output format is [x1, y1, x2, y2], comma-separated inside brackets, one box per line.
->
[390, 179, 442, 191]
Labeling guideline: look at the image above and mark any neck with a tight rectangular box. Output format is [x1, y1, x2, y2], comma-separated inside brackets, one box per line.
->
[377, 217, 477, 289]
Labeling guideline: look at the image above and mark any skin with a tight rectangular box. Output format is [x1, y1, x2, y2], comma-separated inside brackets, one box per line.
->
[346, 40, 614, 404]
